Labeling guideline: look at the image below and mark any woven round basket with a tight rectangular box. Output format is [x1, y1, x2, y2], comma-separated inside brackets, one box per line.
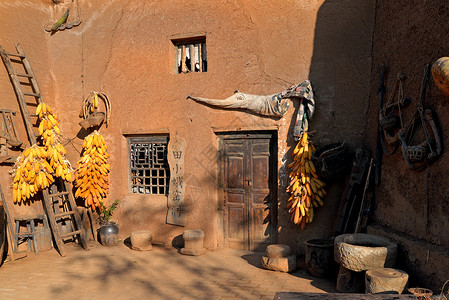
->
[404, 145, 427, 162]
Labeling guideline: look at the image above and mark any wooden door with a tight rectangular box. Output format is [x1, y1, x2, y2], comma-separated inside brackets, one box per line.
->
[221, 133, 276, 251]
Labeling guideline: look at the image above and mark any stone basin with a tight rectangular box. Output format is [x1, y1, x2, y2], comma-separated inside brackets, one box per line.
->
[334, 233, 397, 272]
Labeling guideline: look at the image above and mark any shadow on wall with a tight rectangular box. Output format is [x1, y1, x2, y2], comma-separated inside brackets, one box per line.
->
[276, 0, 375, 252]
[308, 0, 375, 147]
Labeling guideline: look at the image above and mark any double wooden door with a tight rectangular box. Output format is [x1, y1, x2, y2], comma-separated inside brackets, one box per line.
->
[221, 133, 276, 251]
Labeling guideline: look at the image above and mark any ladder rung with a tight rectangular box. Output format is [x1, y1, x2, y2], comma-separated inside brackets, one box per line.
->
[60, 230, 81, 238]
[54, 211, 75, 219]
[23, 92, 40, 97]
[16, 73, 33, 78]
[6, 52, 25, 58]
[48, 191, 70, 198]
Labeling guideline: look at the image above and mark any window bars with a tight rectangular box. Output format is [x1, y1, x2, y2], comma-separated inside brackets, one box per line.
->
[173, 37, 207, 74]
[129, 136, 170, 195]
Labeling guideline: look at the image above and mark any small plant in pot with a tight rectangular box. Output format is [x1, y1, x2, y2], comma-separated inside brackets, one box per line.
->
[98, 199, 120, 246]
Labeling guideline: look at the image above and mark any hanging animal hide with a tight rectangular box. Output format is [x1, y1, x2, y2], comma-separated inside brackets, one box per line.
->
[188, 80, 315, 139]
[187, 91, 289, 117]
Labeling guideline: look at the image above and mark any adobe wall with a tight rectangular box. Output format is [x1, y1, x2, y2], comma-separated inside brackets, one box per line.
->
[0, 2, 55, 217]
[365, 0, 449, 291]
[0, 0, 375, 256]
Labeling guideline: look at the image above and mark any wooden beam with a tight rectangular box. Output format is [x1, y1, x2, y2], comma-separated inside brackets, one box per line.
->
[274, 292, 417, 300]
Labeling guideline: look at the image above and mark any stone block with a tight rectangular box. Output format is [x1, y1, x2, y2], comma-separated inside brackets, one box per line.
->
[365, 268, 409, 294]
[131, 230, 153, 251]
[261, 255, 297, 273]
[180, 230, 206, 256]
[266, 244, 291, 258]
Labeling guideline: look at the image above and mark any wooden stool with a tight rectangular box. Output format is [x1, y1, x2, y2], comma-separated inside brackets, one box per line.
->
[14, 214, 48, 255]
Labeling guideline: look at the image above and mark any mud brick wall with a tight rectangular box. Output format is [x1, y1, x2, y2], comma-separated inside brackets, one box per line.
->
[0, 1, 375, 256]
[365, 0, 449, 291]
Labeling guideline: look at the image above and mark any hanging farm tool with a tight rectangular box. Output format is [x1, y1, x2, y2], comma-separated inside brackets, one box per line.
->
[379, 72, 411, 155]
[79, 91, 111, 130]
[375, 65, 387, 186]
[0, 109, 22, 148]
[397, 64, 442, 170]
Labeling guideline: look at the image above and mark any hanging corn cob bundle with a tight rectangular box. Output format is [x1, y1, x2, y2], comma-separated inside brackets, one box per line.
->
[286, 132, 326, 229]
[11, 145, 54, 203]
[36, 102, 73, 182]
[11, 102, 71, 203]
[74, 131, 110, 209]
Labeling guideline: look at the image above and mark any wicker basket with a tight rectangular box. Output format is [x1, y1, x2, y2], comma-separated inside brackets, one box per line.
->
[79, 112, 105, 130]
[380, 114, 400, 131]
[404, 145, 428, 162]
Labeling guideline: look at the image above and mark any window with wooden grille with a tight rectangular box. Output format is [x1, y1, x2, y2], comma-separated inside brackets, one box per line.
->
[173, 37, 207, 74]
[128, 136, 170, 195]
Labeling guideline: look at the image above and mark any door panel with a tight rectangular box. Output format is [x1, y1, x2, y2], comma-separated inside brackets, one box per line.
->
[224, 140, 247, 250]
[222, 134, 276, 251]
[226, 193, 244, 204]
[227, 207, 245, 240]
[226, 156, 244, 189]
[252, 156, 269, 191]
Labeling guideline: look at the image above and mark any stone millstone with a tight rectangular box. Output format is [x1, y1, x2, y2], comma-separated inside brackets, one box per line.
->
[266, 244, 291, 258]
[131, 230, 153, 251]
[180, 230, 206, 256]
[334, 233, 397, 272]
[261, 255, 297, 273]
[365, 268, 409, 294]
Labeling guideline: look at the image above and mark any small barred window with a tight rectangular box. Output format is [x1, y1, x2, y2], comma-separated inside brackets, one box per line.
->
[128, 136, 170, 195]
[173, 37, 207, 74]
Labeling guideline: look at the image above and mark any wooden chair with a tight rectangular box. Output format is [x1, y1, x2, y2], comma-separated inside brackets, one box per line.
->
[0, 185, 50, 259]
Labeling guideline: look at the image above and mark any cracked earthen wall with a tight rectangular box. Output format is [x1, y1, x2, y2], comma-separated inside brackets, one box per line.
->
[0, 0, 375, 254]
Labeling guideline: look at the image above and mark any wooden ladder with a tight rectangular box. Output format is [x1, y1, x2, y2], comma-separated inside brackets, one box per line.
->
[0, 43, 88, 256]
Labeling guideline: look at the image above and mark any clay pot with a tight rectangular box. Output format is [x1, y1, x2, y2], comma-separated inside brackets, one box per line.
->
[98, 222, 119, 246]
[305, 238, 336, 277]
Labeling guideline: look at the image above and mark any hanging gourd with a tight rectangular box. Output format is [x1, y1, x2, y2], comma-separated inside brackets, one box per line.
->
[431, 57, 449, 96]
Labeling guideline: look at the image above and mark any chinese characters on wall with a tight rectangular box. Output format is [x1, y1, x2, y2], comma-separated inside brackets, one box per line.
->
[166, 136, 186, 226]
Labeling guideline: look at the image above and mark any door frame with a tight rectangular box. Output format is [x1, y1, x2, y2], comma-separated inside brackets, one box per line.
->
[217, 130, 278, 250]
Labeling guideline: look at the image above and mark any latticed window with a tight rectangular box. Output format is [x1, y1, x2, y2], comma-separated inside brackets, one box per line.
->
[173, 37, 207, 74]
[128, 136, 170, 195]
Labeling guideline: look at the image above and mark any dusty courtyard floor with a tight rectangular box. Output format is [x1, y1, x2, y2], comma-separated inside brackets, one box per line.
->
[0, 241, 336, 299]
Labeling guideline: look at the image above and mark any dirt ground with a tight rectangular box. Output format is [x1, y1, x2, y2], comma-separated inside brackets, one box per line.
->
[0, 242, 336, 300]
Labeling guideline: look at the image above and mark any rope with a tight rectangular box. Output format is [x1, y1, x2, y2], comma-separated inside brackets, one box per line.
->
[397, 73, 405, 128]
[381, 72, 406, 127]
[402, 64, 432, 148]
